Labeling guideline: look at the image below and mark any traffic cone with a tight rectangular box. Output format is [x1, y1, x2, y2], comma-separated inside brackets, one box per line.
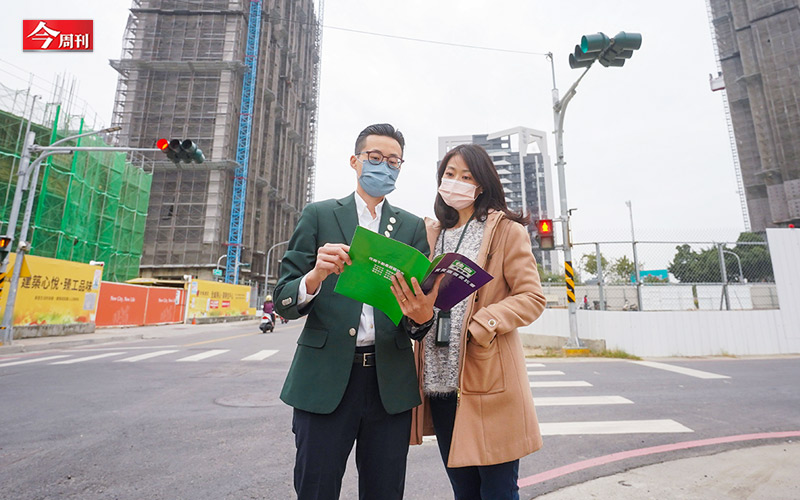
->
[191, 316, 196, 325]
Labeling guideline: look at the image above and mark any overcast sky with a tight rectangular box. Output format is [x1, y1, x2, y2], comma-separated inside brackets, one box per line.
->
[2, 1, 747, 266]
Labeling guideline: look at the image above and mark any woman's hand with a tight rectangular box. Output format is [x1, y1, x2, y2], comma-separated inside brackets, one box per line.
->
[390, 272, 444, 325]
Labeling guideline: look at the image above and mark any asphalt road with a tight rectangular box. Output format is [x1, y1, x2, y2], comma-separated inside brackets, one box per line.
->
[1, 321, 798, 499]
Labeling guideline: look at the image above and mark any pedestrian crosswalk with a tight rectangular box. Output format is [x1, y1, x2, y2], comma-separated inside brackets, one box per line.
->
[527, 360, 695, 437]
[0, 347, 281, 367]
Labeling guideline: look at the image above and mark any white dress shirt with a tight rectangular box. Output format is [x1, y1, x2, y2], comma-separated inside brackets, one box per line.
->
[297, 192, 383, 346]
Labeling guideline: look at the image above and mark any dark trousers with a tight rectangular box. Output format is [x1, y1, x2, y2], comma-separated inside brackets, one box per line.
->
[292, 349, 412, 500]
[429, 393, 520, 500]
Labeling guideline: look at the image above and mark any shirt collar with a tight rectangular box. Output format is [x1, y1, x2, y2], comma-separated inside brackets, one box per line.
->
[354, 191, 383, 223]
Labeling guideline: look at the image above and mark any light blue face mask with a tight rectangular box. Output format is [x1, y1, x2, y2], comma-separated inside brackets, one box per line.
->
[358, 160, 399, 197]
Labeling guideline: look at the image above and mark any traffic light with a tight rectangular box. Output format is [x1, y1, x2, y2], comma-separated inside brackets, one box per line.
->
[535, 219, 555, 250]
[157, 138, 205, 164]
[0, 236, 11, 263]
[569, 31, 642, 69]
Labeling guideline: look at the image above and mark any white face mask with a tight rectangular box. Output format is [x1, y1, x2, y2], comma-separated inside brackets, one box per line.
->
[438, 178, 479, 210]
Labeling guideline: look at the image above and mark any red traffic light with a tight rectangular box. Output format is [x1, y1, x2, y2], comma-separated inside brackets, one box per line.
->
[0, 236, 11, 250]
[156, 138, 170, 151]
[537, 219, 554, 236]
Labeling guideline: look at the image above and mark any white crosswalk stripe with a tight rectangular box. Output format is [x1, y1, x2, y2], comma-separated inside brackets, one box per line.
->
[530, 380, 592, 388]
[0, 355, 72, 367]
[526, 362, 546, 368]
[535, 396, 633, 406]
[527, 370, 565, 376]
[241, 350, 278, 361]
[631, 360, 730, 379]
[115, 350, 180, 362]
[176, 349, 229, 362]
[51, 352, 125, 364]
[540, 419, 693, 435]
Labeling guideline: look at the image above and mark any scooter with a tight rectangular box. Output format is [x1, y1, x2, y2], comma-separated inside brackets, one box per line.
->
[259, 312, 274, 333]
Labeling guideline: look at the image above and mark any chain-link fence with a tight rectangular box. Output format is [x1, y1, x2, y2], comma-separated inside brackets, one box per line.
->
[541, 236, 777, 311]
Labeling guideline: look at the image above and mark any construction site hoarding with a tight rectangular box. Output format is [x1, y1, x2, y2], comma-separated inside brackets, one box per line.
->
[0, 253, 102, 326]
[187, 279, 253, 319]
[95, 281, 185, 327]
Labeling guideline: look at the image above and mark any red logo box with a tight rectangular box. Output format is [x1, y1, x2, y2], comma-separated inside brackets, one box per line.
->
[23, 20, 93, 51]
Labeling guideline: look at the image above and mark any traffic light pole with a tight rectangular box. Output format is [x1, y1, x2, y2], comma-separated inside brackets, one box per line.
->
[548, 52, 595, 349]
[1, 128, 157, 345]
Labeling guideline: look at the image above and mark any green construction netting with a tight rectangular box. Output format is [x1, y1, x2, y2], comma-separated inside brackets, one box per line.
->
[0, 110, 152, 282]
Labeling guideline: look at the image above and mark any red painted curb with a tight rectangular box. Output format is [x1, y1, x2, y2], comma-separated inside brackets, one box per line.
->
[518, 431, 800, 488]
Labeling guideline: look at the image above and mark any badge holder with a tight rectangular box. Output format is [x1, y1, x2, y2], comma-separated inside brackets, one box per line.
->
[435, 310, 451, 346]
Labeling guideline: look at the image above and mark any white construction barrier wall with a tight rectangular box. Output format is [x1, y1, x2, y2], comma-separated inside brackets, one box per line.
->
[521, 229, 800, 356]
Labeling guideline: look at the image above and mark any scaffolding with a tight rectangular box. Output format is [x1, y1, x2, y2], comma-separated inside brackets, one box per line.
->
[110, 0, 320, 292]
[0, 81, 152, 282]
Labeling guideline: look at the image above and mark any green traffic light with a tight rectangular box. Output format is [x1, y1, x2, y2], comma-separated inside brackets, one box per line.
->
[580, 32, 610, 54]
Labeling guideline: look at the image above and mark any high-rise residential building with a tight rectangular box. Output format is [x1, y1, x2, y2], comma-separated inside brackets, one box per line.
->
[438, 127, 557, 271]
[110, 0, 321, 292]
[709, 0, 800, 230]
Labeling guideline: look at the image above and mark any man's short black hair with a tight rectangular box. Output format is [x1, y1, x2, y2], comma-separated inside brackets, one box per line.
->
[354, 123, 405, 154]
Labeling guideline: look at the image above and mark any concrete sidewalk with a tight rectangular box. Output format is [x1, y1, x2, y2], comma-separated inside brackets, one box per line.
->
[535, 442, 800, 499]
[0, 321, 260, 355]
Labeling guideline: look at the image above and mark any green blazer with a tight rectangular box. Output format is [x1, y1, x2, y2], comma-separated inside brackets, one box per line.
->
[275, 193, 430, 415]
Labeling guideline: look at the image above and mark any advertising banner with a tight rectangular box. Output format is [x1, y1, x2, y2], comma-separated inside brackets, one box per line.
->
[187, 279, 252, 319]
[95, 282, 148, 327]
[0, 253, 103, 325]
[95, 282, 186, 327]
[144, 287, 185, 325]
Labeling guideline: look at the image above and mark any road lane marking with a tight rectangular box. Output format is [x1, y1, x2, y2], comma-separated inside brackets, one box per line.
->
[183, 333, 258, 347]
[528, 370, 566, 376]
[115, 350, 179, 362]
[530, 381, 592, 388]
[0, 355, 71, 367]
[241, 350, 278, 361]
[535, 396, 633, 406]
[540, 419, 693, 436]
[631, 360, 730, 379]
[176, 349, 229, 362]
[526, 363, 546, 368]
[518, 431, 800, 489]
[51, 352, 125, 364]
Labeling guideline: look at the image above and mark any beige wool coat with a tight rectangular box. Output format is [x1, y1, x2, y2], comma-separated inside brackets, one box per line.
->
[411, 210, 547, 468]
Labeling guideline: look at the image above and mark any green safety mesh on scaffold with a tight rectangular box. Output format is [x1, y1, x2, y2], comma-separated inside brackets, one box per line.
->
[0, 111, 151, 282]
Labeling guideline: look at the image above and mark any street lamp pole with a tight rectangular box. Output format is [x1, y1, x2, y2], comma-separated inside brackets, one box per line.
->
[626, 200, 643, 310]
[265, 240, 290, 295]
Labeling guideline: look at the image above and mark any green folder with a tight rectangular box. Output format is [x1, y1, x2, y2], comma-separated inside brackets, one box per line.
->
[334, 226, 493, 325]
[334, 227, 432, 325]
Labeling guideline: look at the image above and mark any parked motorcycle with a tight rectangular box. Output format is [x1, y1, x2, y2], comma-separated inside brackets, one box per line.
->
[259, 312, 274, 333]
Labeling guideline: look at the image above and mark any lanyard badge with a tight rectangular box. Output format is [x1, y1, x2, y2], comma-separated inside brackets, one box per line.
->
[436, 309, 451, 346]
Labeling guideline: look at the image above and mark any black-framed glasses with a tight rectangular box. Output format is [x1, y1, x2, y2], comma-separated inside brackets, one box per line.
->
[357, 150, 404, 169]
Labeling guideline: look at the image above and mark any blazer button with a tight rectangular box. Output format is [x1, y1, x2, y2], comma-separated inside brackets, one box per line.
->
[389, 216, 397, 224]
[349, 328, 356, 336]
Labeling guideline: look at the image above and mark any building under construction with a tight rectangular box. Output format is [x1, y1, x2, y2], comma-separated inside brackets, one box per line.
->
[110, 0, 321, 292]
[708, 0, 800, 230]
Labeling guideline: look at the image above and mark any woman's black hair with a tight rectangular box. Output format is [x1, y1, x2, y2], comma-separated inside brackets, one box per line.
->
[434, 144, 530, 229]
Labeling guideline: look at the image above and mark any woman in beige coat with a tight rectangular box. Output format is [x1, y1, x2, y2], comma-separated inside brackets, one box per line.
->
[409, 143, 546, 499]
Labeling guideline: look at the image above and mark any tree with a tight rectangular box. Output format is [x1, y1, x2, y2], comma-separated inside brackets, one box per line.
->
[537, 263, 564, 283]
[580, 252, 608, 278]
[667, 232, 774, 283]
[608, 255, 636, 284]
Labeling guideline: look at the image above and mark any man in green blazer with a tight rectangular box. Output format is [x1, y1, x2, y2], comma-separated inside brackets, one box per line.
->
[275, 123, 440, 500]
